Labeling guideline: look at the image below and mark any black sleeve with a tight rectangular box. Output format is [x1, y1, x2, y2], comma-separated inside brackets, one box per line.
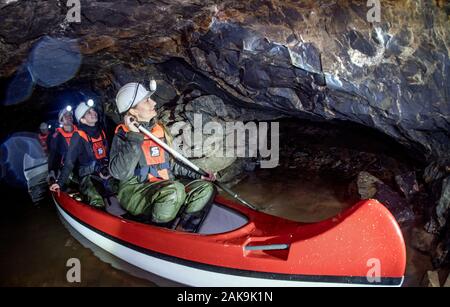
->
[48, 134, 62, 174]
[46, 134, 52, 154]
[58, 133, 81, 188]
[170, 153, 202, 180]
[109, 131, 144, 181]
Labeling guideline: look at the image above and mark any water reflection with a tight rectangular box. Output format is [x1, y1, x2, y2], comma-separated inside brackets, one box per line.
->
[232, 168, 352, 223]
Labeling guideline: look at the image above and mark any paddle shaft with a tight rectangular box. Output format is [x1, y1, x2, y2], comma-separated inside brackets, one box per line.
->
[130, 118, 258, 210]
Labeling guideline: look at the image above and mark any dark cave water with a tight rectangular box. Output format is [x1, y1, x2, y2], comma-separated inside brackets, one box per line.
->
[0, 187, 156, 287]
[0, 168, 431, 287]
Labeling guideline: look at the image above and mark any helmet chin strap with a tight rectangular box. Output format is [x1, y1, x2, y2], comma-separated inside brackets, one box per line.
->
[123, 79, 156, 115]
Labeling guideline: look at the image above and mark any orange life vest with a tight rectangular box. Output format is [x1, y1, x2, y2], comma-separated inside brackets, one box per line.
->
[115, 123, 170, 182]
[38, 132, 49, 154]
[55, 125, 78, 146]
[77, 129, 108, 160]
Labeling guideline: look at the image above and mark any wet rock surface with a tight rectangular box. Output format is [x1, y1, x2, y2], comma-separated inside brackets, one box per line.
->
[1, 0, 449, 160]
[356, 171, 414, 224]
[411, 227, 437, 253]
[445, 272, 450, 287]
[396, 172, 420, 201]
[422, 270, 441, 287]
[157, 94, 278, 181]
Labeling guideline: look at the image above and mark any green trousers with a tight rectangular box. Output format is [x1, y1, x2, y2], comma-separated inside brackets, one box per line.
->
[79, 175, 119, 208]
[117, 177, 216, 223]
[79, 175, 105, 208]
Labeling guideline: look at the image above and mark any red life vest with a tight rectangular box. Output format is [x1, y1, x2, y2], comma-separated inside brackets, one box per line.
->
[51, 125, 78, 166]
[38, 132, 49, 154]
[55, 125, 78, 146]
[77, 129, 108, 160]
[115, 123, 170, 182]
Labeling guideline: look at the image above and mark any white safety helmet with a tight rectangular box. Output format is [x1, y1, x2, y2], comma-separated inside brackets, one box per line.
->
[58, 105, 73, 123]
[75, 99, 95, 123]
[39, 122, 49, 130]
[115, 80, 157, 114]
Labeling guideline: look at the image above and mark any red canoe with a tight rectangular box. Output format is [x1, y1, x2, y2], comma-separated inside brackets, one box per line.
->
[53, 192, 406, 286]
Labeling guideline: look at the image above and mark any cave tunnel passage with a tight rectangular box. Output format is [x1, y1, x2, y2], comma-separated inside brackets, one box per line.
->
[0, 40, 439, 288]
[0, 114, 435, 288]
[0, 81, 431, 225]
[233, 117, 429, 224]
[0, 88, 435, 287]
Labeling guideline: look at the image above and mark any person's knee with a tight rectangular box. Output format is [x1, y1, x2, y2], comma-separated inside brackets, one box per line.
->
[185, 180, 216, 214]
[187, 180, 215, 194]
[81, 189, 105, 208]
[162, 181, 186, 203]
[151, 181, 186, 223]
[89, 197, 105, 208]
[171, 181, 186, 193]
[202, 180, 216, 194]
[198, 181, 216, 201]
[202, 180, 217, 195]
[80, 177, 105, 208]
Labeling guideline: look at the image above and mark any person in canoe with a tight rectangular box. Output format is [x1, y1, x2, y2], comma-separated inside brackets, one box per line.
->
[47, 105, 78, 183]
[38, 122, 51, 156]
[109, 81, 216, 229]
[50, 100, 112, 208]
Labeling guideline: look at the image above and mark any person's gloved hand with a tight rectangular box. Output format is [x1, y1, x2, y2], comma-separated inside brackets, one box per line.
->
[94, 161, 110, 180]
[124, 115, 140, 133]
[47, 170, 56, 184]
[201, 171, 216, 182]
[49, 183, 61, 196]
[99, 165, 111, 180]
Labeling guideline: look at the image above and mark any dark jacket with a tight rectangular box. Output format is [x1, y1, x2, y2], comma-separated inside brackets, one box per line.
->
[58, 123, 108, 188]
[109, 120, 200, 183]
[38, 132, 51, 155]
[48, 129, 72, 174]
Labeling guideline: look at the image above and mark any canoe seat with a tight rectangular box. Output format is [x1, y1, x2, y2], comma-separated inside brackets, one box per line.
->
[69, 191, 248, 235]
[197, 203, 248, 235]
[105, 196, 127, 217]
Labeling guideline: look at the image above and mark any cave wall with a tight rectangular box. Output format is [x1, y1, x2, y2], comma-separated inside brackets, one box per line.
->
[1, 0, 449, 161]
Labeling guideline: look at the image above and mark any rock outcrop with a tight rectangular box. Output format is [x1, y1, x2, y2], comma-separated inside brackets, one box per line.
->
[1, 0, 449, 160]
